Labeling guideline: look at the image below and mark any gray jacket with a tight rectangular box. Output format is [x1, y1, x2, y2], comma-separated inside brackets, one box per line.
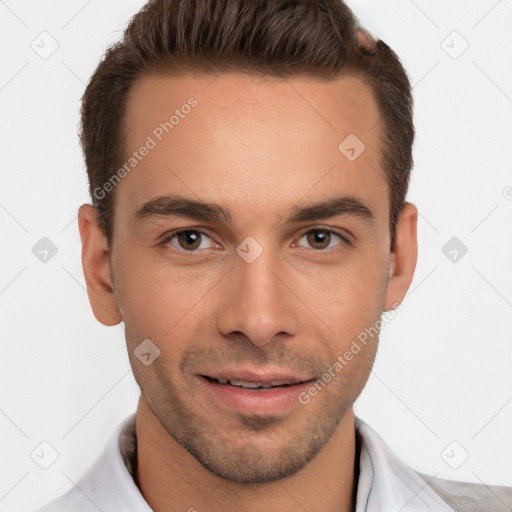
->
[419, 473, 512, 512]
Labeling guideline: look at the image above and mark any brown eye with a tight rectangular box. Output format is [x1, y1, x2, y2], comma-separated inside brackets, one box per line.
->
[307, 229, 331, 249]
[162, 230, 215, 252]
[297, 229, 347, 251]
[177, 230, 201, 250]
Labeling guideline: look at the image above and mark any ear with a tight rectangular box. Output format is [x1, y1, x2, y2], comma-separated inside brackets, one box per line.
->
[77, 204, 122, 326]
[384, 202, 418, 311]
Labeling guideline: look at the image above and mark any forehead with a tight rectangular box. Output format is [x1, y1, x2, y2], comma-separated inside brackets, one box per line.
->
[117, 71, 388, 227]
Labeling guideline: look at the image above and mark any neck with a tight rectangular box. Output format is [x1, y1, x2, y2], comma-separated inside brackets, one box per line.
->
[134, 395, 358, 512]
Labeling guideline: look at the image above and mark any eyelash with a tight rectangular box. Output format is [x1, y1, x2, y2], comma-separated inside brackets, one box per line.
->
[159, 227, 353, 254]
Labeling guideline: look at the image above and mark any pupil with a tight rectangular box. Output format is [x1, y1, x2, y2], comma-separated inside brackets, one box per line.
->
[179, 230, 200, 250]
[308, 230, 329, 249]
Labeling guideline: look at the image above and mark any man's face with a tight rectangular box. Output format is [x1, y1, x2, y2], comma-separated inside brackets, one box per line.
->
[104, 72, 400, 482]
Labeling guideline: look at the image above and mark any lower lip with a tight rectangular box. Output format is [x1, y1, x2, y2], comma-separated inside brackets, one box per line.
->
[196, 376, 314, 414]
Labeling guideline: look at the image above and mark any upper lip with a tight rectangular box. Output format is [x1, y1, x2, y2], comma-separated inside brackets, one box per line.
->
[198, 369, 316, 385]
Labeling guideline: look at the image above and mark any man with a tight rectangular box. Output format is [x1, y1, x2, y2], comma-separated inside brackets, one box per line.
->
[35, 0, 512, 511]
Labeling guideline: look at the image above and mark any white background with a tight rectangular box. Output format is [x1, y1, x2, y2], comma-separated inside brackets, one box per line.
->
[1, 1, 511, 510]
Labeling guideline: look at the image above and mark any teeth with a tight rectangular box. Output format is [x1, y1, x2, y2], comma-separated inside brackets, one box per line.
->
[231, 380, 260, 388]
[220, 379, 296, 388]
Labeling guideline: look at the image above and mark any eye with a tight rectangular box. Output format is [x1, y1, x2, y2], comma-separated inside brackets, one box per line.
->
[160, 229, 218, 253]
[295, 228, 351, 251]
[160, 227, 351, 254]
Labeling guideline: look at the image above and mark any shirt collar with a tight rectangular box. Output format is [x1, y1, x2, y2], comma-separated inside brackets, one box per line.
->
[354, 417, 454, 511]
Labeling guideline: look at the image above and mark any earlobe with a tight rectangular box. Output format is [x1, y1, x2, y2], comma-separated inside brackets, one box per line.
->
[383, 202, 418, 312]
[77, 204, 122, 326]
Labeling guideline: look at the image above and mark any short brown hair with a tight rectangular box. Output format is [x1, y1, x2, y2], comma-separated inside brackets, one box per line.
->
[80, 0, 414, 250]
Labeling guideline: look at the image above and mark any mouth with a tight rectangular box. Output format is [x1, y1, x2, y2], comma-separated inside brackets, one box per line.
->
[200, 375, 310, 390]
[196, 372, 317, 414]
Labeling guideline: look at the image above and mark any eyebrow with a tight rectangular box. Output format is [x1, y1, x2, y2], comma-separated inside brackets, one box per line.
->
[135, 194, 375, 227]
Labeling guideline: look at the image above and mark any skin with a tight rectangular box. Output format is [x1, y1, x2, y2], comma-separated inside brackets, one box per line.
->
[78, 71, 418, 512]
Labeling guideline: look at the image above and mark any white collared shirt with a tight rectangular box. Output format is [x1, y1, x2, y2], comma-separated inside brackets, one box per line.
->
[34, 413, 456, 512]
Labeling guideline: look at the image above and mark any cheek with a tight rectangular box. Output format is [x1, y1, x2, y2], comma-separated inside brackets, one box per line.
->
[301, 255, 387, 341]
[114, 250, 215, 341]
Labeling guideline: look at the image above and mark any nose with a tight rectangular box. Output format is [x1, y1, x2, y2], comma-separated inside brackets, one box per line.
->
[216, 247, 299, 347]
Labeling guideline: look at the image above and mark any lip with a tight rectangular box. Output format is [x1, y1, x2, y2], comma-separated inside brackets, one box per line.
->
[196, 374, 316, 415]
